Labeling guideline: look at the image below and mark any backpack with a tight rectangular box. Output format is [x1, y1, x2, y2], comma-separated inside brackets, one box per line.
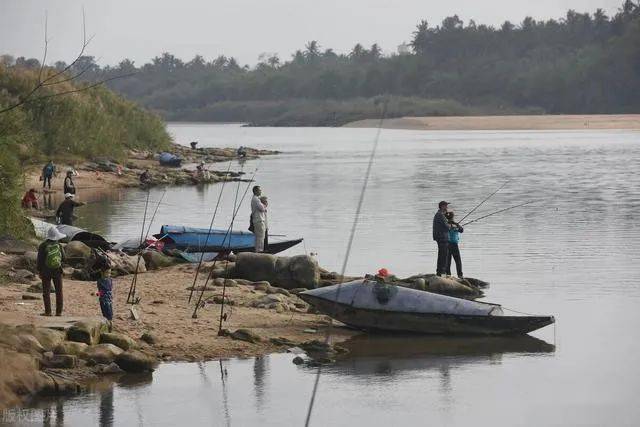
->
[45, 242, 62, 269]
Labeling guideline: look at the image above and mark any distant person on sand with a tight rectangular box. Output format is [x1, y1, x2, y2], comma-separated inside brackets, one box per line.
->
[41, 160, 56, 190]
[445, 211, 464, 278]
[251, 185, 267, 252]
[432, 200, 452, 277]
[37, 227, 66, 316]
[21, 188, 39, 209]
[63, 170, 76, 195]
[56, 193, 85, 226]
[237, 146, 247, 158]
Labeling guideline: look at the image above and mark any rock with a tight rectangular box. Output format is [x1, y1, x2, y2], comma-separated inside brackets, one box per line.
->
[224, 279, 238, 287]
[66, 319, 109, 345]
[253, 281, 270, 291]
[234, 279, 253, 286]
[274, 288, 291, 297]
[303, 328, 317, 334]
[97, 362, 125, 374]
[426, 276, 479, 296]
[213, 278, 225, 287]
[26, 283, 43, 293]
[42, 354, 78, 369]
[81, 343, 124, 364]
[293, 301, 307, 309]
[142, 250, 178, 270]
[228, 329, 262, 344]
[105, 251, 146, 276]
[140, 332, 158, 345]
[18, 251, 38, 271]
[115, 350, 158, 373]
[0, 235, 33, 254]
[270, 337, 297, 346]
[275, 303, 287, 313]
[212, 295, 234, 306]
[100, 332, 136, 351]
[65, 241, 92, 261]
[289, 288, 308, 294]
[32, 328, 65, 351]
[292, 356, 305, 365]
[235, 253, 320, 290]
[53, 341, 88, 356]
[16, 334, 45, 354]
[9, 268, 35, 283]
[62, 267, 75, 276]
[22, 294, 40, 300]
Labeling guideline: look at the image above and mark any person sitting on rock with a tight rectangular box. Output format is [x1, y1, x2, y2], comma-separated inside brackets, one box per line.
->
[55, 193, 85, 226]
[445, 211, 464, 278]
[139, 169, 152, 186]
[21, 188, 39, 209]
[37, 227, 66, 316]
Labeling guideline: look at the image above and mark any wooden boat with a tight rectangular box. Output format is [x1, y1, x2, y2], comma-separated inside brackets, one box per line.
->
[155, 225, 303, 254]
[299, 280, 554, 336]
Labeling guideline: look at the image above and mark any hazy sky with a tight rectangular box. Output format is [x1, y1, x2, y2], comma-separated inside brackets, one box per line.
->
[0, 0, 624, 66]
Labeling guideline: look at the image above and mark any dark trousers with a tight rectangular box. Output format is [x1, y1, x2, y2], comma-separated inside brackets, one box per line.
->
[42, 273, 63, 315]
[446, 243, 463, 277]
[436, 240, 449, 275]
[43, 175, 52, 189]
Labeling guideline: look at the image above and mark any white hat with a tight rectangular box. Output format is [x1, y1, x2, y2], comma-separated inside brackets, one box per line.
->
[47, 227, 66, 241]
[64, 193, 74, 199]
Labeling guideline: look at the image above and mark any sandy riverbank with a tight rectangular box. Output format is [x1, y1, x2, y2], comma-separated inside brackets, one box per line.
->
[344, 114, 640, 131]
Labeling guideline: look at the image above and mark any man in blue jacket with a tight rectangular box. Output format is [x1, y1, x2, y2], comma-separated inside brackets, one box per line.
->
[432, 201, 452, 276]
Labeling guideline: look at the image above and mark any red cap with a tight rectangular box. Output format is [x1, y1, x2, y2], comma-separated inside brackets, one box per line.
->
[377, 268, 389, 277]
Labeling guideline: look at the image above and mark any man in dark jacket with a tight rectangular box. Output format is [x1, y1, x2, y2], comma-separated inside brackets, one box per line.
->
[56, 193, 85, 226]
[63, 170, 76, 195]
[37, 227, 66, 316]
[432, 200, 452, 276]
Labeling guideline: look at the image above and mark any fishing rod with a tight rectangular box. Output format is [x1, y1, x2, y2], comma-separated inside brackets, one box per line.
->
[126, 190, 150, 305]
[457, 179, 511, 224]
[460, 200, 535, 227]
[127, 189, 166, 305]
[191, 162, 261, 319]
[305, 98, 388, 427]
[187, 159, 234, 303]
[217, 168, 244, 333]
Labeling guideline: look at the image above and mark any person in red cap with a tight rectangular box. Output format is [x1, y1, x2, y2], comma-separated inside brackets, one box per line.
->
[432, 200, 452, 276]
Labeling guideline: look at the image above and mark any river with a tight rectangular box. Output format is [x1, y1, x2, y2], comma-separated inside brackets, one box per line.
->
[19, 124, 640, 426]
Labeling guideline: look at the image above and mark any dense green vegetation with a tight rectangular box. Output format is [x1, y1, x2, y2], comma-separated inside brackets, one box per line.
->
[5, 1, 637, 125]
[0, 65, 171, 238]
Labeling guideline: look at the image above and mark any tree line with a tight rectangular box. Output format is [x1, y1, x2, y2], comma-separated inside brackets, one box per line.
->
[2, 0, 639, 125]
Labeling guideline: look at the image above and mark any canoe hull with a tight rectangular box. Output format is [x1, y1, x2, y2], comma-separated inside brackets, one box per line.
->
[299, 294, 554, 336]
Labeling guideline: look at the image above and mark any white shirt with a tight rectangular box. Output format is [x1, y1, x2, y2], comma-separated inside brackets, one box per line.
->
[251, 195, 267, 225]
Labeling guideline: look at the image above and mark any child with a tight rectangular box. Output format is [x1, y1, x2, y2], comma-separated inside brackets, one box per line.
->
[92, 249, 114, 326]
[445, 211, 464, 278]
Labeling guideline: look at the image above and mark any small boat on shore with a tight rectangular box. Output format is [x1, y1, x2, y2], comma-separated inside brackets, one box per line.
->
[299, 280, 554, 336]
[155, 225, 303, 254]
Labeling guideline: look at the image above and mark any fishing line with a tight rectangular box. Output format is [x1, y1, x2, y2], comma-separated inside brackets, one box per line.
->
[188, 159, 234, 303]
[458, 179, 511, 224]
[460, 200, 536, 227]
[304, 99, 388, 427]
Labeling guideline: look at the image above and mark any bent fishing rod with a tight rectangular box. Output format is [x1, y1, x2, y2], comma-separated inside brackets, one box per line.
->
[461, 200, 535, 227]
[458, 179, 511, 224]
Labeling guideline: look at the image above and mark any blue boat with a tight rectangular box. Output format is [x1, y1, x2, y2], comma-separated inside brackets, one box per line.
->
[155, 225, 303, 254]
[158, 152, 182, 167]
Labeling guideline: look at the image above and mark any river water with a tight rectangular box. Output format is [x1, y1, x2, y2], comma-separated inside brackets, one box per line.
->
[20, 124, 640, 426]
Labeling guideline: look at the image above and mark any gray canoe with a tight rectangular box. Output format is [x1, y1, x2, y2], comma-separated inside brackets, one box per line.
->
[299, 280, 554, 336]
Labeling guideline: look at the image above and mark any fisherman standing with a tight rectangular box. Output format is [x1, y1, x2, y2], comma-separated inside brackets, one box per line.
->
[63, 170, 76, 195]
[432, 201, 452, 276]
[56, 193, 85, 226]
[37, 227, 66, 316]
[41, 160, 55, 190]
[445, 211, 464, 278]
[251, 185, 268, 252]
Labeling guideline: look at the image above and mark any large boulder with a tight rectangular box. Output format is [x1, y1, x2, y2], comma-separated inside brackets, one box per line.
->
[17, 251, 38, 272]
[106, 252, 146, 276]
[81, 343, 124, 364]
[53, 341, 88, 356]
[142, 250, 179, 270]
[100, 332, 136, 351]
[32, 328, 65, 351]
[66, 319, 110, 345]
[64, 241, 92, 262]
[115, 350, 158, 373]
[234, 253, 320, 290]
